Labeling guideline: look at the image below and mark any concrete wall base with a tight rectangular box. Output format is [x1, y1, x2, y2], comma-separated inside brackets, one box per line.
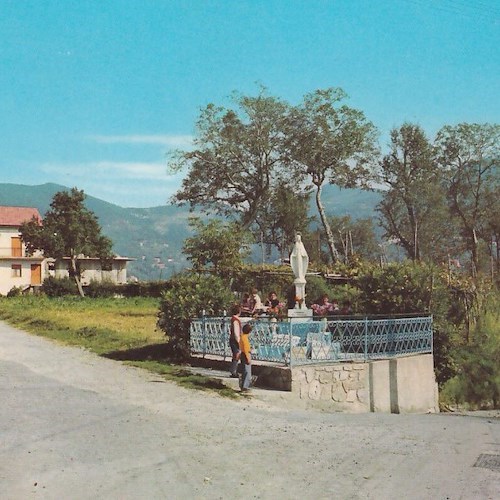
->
[255, 354, 439, 414]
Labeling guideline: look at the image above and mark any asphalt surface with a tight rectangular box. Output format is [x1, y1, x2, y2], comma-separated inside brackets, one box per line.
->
[0, 321, 499, 499]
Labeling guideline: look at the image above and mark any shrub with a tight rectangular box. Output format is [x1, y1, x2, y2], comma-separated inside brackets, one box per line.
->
[157, 272, 234, 360]
[356, 261, 435, 314]
[327, 283, 363, 313]
[7, 286, 23, 297]
[441, 349, 499, 409]
[85, 280, 118, 298]
[303, 275, 332, 306]
[120, 281, 172, 298]
[441, 294, 500, 408]
[41, 276, 78, 297]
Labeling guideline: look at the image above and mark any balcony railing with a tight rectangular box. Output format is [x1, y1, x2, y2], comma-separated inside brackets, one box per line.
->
[0, 247, 44, 258]
[0, 246, 25, 257]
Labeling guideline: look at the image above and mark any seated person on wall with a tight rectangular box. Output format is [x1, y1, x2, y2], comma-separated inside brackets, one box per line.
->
[240, 292, 253, 317]
[264, 291, 284, 320]
[250, 288, 266, 316]
[311, 294, 334, 317]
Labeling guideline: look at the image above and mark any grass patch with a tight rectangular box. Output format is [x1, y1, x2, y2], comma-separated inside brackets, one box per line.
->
[0, 296, 236, 397]
[125, 360, 238, 399]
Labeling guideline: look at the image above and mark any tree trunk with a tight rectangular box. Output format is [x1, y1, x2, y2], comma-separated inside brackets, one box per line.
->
[315, 184, 340, 262]
[471, 228, 479, 277]
[413, 219, 420, 261]
[496, 235, 500, 276]
[70, 256, 85, 297]
[404, 198, 420, 261]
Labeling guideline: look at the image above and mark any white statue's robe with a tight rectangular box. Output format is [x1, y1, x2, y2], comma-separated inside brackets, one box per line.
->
[290, 234, 309, 281]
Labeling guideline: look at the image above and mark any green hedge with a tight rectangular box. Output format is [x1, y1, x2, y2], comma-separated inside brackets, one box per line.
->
[157, 272, 234, 360]
[41, 276, 78, 297]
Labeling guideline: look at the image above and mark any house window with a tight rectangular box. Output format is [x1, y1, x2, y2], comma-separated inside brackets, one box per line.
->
[12, 264, 22, 278]
[11, 237, 22, 257]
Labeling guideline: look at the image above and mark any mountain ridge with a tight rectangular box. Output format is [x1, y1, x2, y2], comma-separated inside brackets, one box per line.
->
[0, 182, 382, 280]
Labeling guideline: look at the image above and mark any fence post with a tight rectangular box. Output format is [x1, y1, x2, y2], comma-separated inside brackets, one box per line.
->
[223, 309, 227, 361]
[430, 315, 434, 355]
[202, 309, 206, 358]
[364, 316, 369, 361]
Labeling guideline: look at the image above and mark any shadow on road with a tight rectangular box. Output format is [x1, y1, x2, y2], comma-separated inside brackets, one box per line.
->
[103, 343, 172, 362]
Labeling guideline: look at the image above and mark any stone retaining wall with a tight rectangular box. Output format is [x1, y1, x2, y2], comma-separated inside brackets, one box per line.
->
[291, 363, 369, 412]
[267, 354, 439, 414]
[193, 353, 439, 414]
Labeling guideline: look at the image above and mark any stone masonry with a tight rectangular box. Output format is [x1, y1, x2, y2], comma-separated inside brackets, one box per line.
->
[291, 363, 369, 412]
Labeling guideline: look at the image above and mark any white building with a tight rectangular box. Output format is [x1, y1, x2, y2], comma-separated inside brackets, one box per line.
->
[51, 256, 130, 286]
[0, 206, 45, 295]
[0, 206, 132, 296]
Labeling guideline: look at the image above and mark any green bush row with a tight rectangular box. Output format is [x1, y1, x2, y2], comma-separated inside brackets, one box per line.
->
[39, 277, 173, 298]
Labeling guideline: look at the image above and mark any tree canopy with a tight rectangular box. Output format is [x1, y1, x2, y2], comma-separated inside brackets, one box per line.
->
[254, 182, 314, 261]
[377, 123, 454, 262]
[327, 214, 380, 262]
[20, 188, 113, 296]
[170, 86, 498, 278]
[288, 88, 379, 262]
[182, 217, 251, 276]
[171, 87, 378, 264]
[171, 88, 297, 230]
[435, 123, 500, 274]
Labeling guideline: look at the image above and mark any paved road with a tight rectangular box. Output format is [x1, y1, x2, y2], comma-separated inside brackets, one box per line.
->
[0, 321, 499, 499]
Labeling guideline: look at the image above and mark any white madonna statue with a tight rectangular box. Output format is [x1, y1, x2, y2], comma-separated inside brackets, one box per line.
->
[290, 234, 309, 309]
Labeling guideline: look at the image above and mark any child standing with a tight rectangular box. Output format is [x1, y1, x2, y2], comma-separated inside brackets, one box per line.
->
[239, 323, 253, 392]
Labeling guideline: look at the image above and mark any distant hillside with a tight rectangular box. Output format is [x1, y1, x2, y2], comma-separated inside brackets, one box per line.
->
[0, 183, 191, 280]
[0, 183, 382, 280]
[317, 184, 382, 220]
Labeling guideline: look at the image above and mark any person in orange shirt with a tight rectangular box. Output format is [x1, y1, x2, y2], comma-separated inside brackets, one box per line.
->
[239, 322, 253, 392]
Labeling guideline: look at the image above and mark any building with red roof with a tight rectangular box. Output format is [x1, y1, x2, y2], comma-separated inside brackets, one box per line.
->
[0, 206, 44, 295]
[0, 206, 42, 227]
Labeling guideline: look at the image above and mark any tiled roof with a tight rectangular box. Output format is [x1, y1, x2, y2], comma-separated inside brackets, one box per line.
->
[0, 206, 42, 226]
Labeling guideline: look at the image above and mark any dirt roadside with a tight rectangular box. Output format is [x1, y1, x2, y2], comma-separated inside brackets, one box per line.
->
[0, 321, 498, 499]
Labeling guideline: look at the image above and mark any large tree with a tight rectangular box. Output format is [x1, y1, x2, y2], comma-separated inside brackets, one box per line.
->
[288, 88, 379, 263]
[435, 123, 500, 275]
[377, 123, 453, 262]
[171, 88, 297, 230]
[20, 188, 113, 297]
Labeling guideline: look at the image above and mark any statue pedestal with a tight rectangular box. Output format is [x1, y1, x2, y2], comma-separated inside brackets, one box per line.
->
[287, 307, 313, 323]
[294, 278, 306, 305]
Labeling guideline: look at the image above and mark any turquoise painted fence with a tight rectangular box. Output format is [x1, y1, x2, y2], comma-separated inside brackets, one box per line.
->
[189, 314, 433, 366]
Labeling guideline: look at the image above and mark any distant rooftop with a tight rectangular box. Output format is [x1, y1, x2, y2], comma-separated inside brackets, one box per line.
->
[0, 206, 42, 226]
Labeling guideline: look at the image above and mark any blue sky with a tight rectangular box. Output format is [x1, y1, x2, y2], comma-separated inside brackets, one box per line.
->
[0, 0, 498, 207]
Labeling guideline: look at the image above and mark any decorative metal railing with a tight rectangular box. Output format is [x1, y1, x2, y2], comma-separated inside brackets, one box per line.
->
[190, 314, 433, 366]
